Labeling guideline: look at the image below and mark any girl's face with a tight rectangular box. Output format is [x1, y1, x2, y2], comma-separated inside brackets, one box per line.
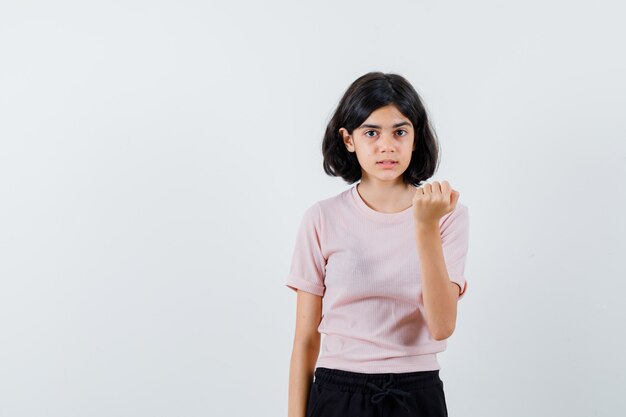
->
[339, 104, 416, 185]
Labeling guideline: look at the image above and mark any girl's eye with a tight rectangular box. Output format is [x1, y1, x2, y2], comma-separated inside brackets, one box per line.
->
[365, 130, 408, 138]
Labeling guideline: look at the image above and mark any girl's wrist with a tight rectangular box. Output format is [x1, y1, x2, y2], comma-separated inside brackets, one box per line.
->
[414, 219, 439, 234]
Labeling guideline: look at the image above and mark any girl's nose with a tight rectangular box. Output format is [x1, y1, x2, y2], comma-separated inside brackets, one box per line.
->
[379, 133, 396, 148]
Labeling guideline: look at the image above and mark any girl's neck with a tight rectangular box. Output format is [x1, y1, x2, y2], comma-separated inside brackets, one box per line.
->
[356, 181, 414, 214]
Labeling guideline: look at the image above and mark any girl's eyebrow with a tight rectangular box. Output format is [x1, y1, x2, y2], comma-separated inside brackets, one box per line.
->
[358, 121, 411, 129]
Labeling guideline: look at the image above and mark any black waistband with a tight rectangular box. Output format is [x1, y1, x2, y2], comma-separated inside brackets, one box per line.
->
[314, 367, 442, 414]
[314, 366, 441, 392]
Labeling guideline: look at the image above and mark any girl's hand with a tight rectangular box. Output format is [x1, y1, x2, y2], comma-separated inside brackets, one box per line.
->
[412, 180, 460, 227]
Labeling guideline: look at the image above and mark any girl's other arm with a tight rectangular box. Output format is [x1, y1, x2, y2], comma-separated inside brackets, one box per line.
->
[288, 290, 322, 417]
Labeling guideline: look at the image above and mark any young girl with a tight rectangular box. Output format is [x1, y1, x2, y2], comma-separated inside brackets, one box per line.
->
[285, 72, 469, 417]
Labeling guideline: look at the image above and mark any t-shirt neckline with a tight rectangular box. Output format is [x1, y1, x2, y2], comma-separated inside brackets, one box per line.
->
[350, 184, 414, 224]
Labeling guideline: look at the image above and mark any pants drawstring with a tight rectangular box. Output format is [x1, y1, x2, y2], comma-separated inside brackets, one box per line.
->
[366, 373, 412, 414]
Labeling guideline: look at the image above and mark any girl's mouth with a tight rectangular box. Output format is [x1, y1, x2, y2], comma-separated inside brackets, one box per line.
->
[377, 161, 398, 168]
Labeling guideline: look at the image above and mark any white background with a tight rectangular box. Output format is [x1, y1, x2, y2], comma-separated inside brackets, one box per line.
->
[1, 1, 625, 416]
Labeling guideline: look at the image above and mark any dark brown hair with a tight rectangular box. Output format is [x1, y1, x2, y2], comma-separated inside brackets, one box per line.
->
[322, 72, 440, 187]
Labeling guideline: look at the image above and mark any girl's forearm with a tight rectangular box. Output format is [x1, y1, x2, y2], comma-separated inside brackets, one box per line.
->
[414, 222, 458, 340]
[287, 344, 319, 417]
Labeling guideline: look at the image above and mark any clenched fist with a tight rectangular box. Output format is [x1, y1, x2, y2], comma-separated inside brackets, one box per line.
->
[412, 180, 460, 226]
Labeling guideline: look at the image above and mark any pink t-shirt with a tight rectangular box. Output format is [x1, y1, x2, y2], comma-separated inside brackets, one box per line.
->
[285, 183, 469, 373]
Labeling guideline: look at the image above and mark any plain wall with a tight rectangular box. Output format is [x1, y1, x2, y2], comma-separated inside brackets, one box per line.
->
[1, 1, 625, 416]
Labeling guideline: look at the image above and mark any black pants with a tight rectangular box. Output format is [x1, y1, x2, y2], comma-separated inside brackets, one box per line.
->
[306, 367, 448, 417]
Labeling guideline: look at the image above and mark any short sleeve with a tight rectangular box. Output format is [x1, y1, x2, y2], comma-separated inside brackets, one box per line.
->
[285, 202, 327, 296]
[439, 204, 470, 300]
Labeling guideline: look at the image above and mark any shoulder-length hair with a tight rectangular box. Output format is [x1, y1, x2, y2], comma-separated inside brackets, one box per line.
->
[322, 72, 440, 187]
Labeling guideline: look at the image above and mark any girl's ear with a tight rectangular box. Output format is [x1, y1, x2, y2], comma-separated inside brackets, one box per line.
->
[339, 127, 354, 151]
